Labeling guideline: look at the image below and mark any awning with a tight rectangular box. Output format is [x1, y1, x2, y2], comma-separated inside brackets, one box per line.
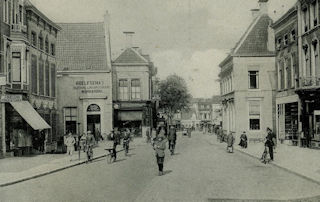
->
[118, 111, 142, 121]
[10, 101, 51, 130]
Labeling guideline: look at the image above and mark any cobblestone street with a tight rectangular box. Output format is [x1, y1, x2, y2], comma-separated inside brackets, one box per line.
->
[1, 132, 320, 202]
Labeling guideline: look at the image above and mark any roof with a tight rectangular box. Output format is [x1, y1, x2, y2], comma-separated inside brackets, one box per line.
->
[220, 14, 275, 67]
[113, 48, 149, 65]
[271, 5, 297, 29]
[56, 23, 109, 71]
[24, 0, 61, 30]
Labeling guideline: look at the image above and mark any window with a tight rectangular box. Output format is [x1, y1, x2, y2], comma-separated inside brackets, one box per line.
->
[249, 100, 260, 130]
[45, 38, 49, 53]
[51, 63, 56, 97]
[31, 32, 37, 46]
[51, 44, 55, 56]
[290, 55, 295, 88]
[6, 49, 11, 83]
[284, 34, 288, 46]
[312, 1, 318, 27]
[64, 107, 77, 134]
[39, 59, 44, 96]
[3, 0, 9, 24]
[248, 71, 259, 89]
[119, 79, 128, 100]
[277, 38, 282, 49]
[39, 35, 43, 50]
[31, 55, 37, 94]
[131, 79, 141, 99]
[303, 7, 309, 32]
[286, 59, 291, 89]
[291, 30, 296, 42]
[45, 61, 50, 96]
[12, 52, 21, 82]
[19, 5, 23, 23]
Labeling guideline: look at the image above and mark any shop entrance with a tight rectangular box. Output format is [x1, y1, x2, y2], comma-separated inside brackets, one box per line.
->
[87, 115, 101, 140]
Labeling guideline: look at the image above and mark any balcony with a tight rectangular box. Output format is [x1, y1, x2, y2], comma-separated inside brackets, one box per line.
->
[298, 76, 320, 89]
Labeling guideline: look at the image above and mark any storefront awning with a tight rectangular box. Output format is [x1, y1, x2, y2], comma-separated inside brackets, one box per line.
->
[10, 101, 51, 130]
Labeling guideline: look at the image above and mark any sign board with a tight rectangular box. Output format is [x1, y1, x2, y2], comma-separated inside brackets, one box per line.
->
[0, 95, 22, 103]
[73, 74, 110, 98]
[0, 75, 6, 86]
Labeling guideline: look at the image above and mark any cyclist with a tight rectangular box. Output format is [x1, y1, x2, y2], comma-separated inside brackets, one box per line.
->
[86, 131, 95, 163]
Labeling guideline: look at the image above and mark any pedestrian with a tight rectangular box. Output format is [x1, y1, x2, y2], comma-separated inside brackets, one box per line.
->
[168, 125, 177, 155]
[110, 129, 120, 161]
[153, 129, 167, 176]
[65, 132, 75, 161]
[266, 127, 275, 161]
[80, 133, 87, 152]
[86, 131, 95, 163]
[226, 132, 235, 153]
[238, 131, 248, 148]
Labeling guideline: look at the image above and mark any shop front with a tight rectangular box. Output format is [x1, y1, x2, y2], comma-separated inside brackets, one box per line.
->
[5, 101, 51, 156]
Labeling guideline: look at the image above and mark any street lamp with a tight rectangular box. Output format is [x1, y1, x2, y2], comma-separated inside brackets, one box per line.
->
[77, 122, 81, 161]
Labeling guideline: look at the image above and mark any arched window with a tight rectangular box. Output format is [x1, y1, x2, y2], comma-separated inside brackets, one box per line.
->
[87, 104, 101, 112]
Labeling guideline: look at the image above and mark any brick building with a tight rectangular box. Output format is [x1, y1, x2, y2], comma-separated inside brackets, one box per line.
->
[1, 0, 60, 156]
[112, 47, 156, 137]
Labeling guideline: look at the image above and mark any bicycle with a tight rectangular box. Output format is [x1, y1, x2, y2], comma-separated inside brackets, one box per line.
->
[105, 148, 116, 164]
[86, 145, 93, 163]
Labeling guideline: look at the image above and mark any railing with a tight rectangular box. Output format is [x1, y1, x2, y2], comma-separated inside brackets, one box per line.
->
[298, 76, 320, 88]
[11, 24, 27, 33]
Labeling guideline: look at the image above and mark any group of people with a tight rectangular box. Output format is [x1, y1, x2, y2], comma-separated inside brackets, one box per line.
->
[64, 131, 96, 162]
[217, 127, 276, 164]
[152, 125, 177, 176]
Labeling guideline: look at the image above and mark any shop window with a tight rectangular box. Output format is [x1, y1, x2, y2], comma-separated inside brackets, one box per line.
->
[39, 59, 44, 96]
[64, 107, 77, 134]
[45, 61, 50, 96]
[249, 100, 260, 130]
[248, 71, 259, 89]
[51, 63, 56, 97]
[131, 79, 141, 99]
[31, 55, 38, 94]
[12, 52, 21, 82]
[119, 79, 128, 100]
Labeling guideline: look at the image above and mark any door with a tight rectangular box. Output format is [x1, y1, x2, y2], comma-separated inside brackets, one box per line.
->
[87, 115, 101, 140]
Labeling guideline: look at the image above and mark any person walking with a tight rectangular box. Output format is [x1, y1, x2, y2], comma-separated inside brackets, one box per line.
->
[153, 129, 167, 176]
[86, 131, 95, 163]
[238, 131, 248, 148]
[110, 129, 121, 161]
[266, 128, 275, 161]
[65, 132, 75, 161]
[168, 125, 177, 155]
[226, 132, 235, 153]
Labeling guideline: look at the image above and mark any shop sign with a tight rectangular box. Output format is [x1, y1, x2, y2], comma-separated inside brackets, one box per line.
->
[73, 75, 109, 98]
[0, 95, 22, 103]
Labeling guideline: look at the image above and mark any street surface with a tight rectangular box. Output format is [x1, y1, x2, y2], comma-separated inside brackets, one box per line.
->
[1, 132, 320, 202]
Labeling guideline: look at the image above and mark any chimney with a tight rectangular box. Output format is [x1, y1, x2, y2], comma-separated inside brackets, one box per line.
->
[251, 8, 260, 19]
[123, 31, 135, 49]
[258, 0, 269, 14]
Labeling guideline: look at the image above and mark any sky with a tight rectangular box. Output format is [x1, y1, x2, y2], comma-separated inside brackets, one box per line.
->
[30, 0, 296, 98]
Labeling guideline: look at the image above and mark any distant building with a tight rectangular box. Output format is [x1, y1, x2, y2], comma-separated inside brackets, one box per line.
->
[219, 0, 276, 141]
[272, 5, 299, 146]
[112, 47, 156, 137]
[56, 14, 113, 141]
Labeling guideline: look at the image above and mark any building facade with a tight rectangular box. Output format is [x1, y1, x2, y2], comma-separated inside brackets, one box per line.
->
[1, 0, 60, 157]
[56, 17, 113, 142]
[112, 48, 156, 137]
[219, 0, 276, 142]
[296, 0, 320, 148]
[272, 6, 300, 146]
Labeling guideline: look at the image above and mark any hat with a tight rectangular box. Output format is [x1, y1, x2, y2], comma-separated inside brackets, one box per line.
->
[243, 131, 246, 133]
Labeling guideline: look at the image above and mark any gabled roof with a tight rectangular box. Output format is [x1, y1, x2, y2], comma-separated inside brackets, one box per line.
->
[220, 14, 275, 67]
[233, 14, 274, 56]
[113, 48, 149, 65]
[56, 23, 108, 71]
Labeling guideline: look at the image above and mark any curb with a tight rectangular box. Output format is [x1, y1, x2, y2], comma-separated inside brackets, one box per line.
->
[234, 147, 320, 186]
[0, 149, 124, 187]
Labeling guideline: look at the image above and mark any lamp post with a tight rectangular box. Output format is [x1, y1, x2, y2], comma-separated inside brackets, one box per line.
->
[77, 122, 81, 161]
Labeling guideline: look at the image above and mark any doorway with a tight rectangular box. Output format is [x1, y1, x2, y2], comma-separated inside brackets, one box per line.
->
[87, 114, 101, 140]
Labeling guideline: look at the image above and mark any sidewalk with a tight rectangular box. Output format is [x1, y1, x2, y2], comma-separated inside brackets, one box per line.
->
[209, 133, 320, 185]
[0, 140, 128, 187]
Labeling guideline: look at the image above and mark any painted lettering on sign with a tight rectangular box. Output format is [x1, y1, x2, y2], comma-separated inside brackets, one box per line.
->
[74, 79, 109, 96]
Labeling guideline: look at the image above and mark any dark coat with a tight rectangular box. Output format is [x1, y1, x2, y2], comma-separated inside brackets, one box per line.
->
[168, 128, 177, 141]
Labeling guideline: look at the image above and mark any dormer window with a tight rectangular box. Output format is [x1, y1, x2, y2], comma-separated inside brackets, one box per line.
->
[277, 38, 282, 49]
[284, 35, 288, 46]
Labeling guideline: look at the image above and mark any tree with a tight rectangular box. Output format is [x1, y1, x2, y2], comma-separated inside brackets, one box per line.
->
[158, 74, 191, 125]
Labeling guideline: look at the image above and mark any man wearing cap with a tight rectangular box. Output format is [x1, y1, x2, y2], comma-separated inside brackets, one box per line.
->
[65, 131, 75, 161]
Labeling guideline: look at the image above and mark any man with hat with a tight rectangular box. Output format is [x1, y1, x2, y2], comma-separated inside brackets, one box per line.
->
[86, 131, 95, 163]
[153, 129, 167, 176]
[239, 131, 248, 148]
